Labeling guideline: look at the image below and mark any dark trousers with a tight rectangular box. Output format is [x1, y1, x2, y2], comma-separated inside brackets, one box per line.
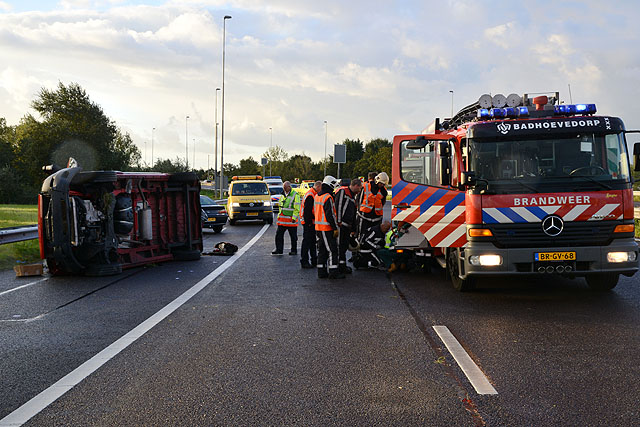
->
[275, 225, 297, 253]
[338, 225, 351, 265]
[300, 224, 317, 265]
[317, 230, 338, 271]
[356, 212, 382, 242]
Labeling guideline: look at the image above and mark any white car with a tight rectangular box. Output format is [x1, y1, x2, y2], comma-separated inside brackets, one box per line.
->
[269, 185, 284, 209]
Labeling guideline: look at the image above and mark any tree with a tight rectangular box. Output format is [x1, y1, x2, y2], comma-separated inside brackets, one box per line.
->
[152, 157, 188, 173]
[0, 118, 15, 168]
[14, 82, 141, 187]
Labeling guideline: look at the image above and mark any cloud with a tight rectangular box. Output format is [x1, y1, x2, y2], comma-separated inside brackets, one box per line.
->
[0, 1, 11, 12]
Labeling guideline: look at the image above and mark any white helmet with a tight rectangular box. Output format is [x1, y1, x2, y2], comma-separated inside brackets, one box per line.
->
[323, 175, 340, 189]
[375, 172, 389, 185]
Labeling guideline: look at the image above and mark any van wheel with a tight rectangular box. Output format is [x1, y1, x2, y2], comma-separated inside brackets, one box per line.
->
[586, 273, 619, 291]
[172, 249, 201, 261]
[447, 248, 476, 292]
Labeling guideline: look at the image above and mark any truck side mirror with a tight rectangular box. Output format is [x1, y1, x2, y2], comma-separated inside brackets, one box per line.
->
[439, 142, 451, 186]
[459, 171, 476, 190]
[634, 142, 640, 172]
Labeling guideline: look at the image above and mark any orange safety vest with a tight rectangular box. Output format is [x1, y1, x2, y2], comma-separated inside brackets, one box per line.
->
[300, 188, 317, 226]
[359, 181, 384, 216]
[314, 193, 336, 231]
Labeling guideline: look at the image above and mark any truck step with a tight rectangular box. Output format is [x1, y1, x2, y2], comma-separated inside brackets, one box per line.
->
[435, 256, 446, 269]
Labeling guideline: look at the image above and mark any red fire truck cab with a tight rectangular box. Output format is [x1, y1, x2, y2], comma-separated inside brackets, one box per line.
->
[392, 92, 639, 291]
[38, 163, 202, 276]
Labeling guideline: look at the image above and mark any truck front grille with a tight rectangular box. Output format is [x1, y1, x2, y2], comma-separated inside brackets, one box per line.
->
[490, 221, 617, 248]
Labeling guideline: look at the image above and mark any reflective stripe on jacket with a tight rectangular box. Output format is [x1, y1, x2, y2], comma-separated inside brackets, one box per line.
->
[300, 188, 317, 226]
[314, 193, 336, 231]
[277, 190, 301, 227]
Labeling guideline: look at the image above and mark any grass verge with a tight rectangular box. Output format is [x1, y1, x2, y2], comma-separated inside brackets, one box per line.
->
[0, 204, 38, 228]
[0, 240, 41, 271]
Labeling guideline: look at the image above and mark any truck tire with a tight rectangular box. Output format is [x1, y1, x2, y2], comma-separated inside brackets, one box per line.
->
[585, 273, 619, 291]
[73, 171, 117, 184]
[168, 172, 198, 183]
[447, 248, 476, 292]
[172, 249, 201, 261]
[229, 219, 237, 225]
[264, 216, 273, 225]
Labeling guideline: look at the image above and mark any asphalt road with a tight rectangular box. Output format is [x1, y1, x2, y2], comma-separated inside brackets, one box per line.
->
[1, 216, 639, 425]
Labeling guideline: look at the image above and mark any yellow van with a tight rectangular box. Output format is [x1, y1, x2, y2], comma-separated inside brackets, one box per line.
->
[226, 176, 273, 225]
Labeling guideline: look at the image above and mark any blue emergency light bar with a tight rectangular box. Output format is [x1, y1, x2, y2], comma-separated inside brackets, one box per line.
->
[477, 103, 596, 121]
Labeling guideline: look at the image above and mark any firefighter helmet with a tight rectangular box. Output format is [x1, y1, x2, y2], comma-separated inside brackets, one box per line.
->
[323, 175, 340, 189]
[375, 172, 389, 185]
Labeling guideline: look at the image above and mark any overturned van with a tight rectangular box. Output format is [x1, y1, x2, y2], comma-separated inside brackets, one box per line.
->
[38, 164, 202, 276]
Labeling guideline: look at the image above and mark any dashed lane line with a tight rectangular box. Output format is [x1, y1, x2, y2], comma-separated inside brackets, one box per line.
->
[0, 278, 48, 297]
[0, 223, 270, 427]
[433, 325, 498, 395]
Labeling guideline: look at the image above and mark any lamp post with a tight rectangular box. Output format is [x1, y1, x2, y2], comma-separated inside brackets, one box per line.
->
[214, 87, 220, 195]
[323, 120, 328, 176]
[220, 14, 232, 197]
[185, 115, 190, 169]
[144, 140, 147, 166]
[449, 90, 454, 118]
[269, 126, 272, 176]
[151, 127, 155, 168]
[193, 138, 196, 170]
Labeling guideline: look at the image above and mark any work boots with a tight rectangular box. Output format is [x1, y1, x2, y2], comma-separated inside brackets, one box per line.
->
[338, 264, 352, 274]
[317, 267, 328, 278]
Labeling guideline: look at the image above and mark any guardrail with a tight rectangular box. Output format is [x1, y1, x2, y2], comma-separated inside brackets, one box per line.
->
[0, 225, 38, 245]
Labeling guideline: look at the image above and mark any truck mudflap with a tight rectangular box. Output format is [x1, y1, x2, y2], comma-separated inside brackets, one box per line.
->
[459, 240, 639, 279]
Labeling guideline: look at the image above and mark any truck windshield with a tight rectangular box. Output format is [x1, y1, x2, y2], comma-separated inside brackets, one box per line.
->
[468, 132, 630, 192]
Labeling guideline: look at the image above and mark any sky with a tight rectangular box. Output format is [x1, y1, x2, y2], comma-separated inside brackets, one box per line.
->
[1, 0, 640, 170]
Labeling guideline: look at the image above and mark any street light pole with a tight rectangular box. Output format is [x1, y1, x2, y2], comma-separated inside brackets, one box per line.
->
[151, 127, 155, 168]
[144, 140, 147, 166]
[269, 126, 272, 176]
[220, 15, 232, 197]
[214, 87, 220, 195]
[185, 115, 190, 169]
[193, 138, 196, 170]
[449, 90, 454, 118]
[323, 120, 328, 176]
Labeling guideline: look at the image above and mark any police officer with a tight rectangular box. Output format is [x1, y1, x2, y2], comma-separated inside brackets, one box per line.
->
[272, 181, 301, 255]
[315, 175, 344, 279]
[300, 180, 322, 268]
[335, 178, 362, 274]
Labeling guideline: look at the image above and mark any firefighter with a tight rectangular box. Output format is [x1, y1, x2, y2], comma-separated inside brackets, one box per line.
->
[335, 178, 362, 274]
[354, 220, 392, 269]
[272, 181, 301, 255]
[356, 171, 389, 241]
[300, 180, 322, 268]
[315, 175, 344, 279]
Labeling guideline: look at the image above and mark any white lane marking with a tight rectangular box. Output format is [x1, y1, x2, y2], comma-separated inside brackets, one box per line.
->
[0, 278, 48, 297]
[433, 325, 497, 395]
[0, 224, 270, 427]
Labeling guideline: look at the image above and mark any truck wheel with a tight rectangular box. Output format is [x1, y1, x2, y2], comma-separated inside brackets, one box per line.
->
[168, 172, 198, 183]
[84, 262, 122, 277]
[264, 216, 273, 225]
[172, 249, 201, 261]
[585, 273, 619, 291]
[72, 171, 117, 184]
[229, 219, 237, 225]
[447, 248, 476, 292]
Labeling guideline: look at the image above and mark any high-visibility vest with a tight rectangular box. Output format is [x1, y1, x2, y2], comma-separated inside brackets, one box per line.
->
[314, 193, 336, 231]
[359, 181, 384, 216]
[300, 188, 317, 226]
[277, 191, 301, 227]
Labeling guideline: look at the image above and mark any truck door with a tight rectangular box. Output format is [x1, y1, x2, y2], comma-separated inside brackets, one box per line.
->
[392, 134, 467, 248]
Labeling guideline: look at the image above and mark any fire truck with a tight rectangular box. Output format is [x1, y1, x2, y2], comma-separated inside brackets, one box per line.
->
[392, 92, 639, 291]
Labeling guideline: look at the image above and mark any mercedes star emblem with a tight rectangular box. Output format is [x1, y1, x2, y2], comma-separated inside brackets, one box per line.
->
[249, 202, 254, 207]
[542, 215, 564, 237]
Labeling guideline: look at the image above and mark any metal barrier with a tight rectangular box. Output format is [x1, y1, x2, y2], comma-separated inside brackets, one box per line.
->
[0, 225, 38, 245]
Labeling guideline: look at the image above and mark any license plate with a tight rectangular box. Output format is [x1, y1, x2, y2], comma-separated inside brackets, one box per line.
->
[206, 218, 216, 222]
[247, 212, 258, 216]
[534, 251, 576, 261]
